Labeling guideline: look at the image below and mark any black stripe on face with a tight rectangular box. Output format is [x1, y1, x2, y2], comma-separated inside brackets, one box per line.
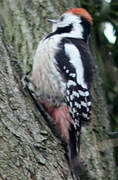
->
[45, 24, 73, 39]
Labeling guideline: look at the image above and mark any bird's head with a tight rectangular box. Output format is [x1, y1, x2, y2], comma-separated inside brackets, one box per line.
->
[48, 8, 93, 42]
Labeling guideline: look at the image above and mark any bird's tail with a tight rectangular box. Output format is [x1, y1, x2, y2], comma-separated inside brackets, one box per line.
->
[41, 102, 81, 179]
[69, 121, 81, 180]
[50, 104, 81, 180]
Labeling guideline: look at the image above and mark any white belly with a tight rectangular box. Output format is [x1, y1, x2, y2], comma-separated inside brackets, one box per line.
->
[32, 37, 66, 106]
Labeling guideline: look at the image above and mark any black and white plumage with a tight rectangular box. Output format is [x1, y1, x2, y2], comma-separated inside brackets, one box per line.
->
[32, 8, 93, 180]
[55, 38, 93, 120]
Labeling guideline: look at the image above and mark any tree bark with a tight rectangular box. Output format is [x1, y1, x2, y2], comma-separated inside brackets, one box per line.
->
[0, 0, 116, 180]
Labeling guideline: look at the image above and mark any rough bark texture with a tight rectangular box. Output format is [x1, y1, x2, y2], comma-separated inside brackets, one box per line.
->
[0, 0, 116, 180]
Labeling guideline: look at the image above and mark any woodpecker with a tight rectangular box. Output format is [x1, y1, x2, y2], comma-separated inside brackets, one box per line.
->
[32, 8, 93, 180]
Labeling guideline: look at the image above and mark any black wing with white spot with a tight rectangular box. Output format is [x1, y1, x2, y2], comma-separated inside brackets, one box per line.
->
[54, 38, 76, 81]
[55, 37, 92, 126]
[66, 81, 91, 123]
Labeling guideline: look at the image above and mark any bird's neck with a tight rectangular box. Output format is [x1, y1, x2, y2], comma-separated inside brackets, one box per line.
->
[61, 26, 84, 39]
[59, 25, 90, 43]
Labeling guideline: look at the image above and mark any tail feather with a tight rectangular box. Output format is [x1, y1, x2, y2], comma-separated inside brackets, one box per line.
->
[69, 122, 81, 180]
[69, 124, 77, 159]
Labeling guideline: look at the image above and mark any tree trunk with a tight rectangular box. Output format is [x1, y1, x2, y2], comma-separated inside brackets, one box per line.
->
[0, 0, 116, 180]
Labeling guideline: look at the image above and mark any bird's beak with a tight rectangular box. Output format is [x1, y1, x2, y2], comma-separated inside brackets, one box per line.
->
[48, 19, 58, 24]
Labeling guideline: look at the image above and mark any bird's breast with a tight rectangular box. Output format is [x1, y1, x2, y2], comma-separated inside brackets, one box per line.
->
[32, 37, 66, 106]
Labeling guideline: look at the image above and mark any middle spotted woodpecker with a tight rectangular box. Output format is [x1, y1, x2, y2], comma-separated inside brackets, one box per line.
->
[32, 8, 93, 180]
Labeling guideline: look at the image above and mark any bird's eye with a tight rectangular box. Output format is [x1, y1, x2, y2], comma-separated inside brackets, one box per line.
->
[60, 16, 64, 21]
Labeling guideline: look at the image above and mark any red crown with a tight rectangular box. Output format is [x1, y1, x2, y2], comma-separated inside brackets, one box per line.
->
[64, 8, 93, 24]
